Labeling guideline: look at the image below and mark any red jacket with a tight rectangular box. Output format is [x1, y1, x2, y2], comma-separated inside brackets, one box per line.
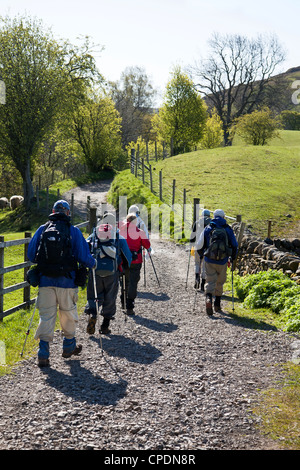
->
[119, 221, 150, 264]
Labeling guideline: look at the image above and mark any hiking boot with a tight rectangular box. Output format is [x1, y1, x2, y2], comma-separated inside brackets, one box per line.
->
[126, 308, 135, 315]
[200, 279, 206, 291]
[38, 357, 50, 368]
[62, 344, 82, 358]
[87, 316, 97, 335]
[214, 296, 222, 312]
[205, 295, 213, 316]
[100, 325, 111, 334]
[100, 317, 111, 334]
[194, 274, 200, 289]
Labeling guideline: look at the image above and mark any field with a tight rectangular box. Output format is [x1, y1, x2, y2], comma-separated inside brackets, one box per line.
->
[148, 130, 300, 238]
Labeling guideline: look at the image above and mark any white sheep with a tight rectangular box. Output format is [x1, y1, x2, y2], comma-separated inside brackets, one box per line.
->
[10, 195, 24, 210]
[0, 197, 9, 210]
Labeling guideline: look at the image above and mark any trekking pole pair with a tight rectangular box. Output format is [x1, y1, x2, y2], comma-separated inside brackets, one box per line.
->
[20, 296, 38, 357]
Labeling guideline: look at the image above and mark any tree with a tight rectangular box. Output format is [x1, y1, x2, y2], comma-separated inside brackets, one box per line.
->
[153, 66, 207, 155]
[109, 66, 157, 148]
[0, 15, 100, 207]
[72, 91, 123, 172]
[280, 110, 300, 130]
[190, 33, 285, 145]
[201, 110, 224, 149]
[231, 107, 281, 145]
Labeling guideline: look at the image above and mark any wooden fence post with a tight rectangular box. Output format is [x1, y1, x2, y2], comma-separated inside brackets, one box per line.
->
[23, 232, 31, 307]
[149, 164, 153, 193]
[172, 179, 176, 206]
[142, 158, 145, 184]
[89, 207, 97, 233]
[87, 196, 90, 220]
[193, 198, 200, 224]
[267, 220, 272, 239]
[159, 170, 163, 201]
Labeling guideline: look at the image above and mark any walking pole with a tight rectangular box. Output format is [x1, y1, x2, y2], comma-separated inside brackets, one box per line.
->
[147, 249, 160, 286]
[231, 260, 235, 313]
[20, 296, 38, 357]
[185, 247, 191, 289]
[120, 271, 128, 322]
[92, 268, 103, 355]
[193, 289, 198, 312]
[143, 248, 146, 287]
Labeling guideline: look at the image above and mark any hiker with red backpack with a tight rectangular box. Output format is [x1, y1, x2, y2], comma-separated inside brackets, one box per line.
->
[85, 212, 132, 335]
[27, 200, 97, 367]
[119, 212, 151, 315]
[196, 209, 238, 315]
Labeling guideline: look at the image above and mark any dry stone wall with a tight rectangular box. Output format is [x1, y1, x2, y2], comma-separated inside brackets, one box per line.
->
[232, 222, 300, 283]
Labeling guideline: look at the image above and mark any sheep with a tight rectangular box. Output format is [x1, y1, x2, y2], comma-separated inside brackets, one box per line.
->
[0, 197, 9, 210]
[10, 195, 24, 210]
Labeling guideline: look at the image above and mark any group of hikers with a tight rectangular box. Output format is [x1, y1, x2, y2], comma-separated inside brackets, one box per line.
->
[27, 199, 238, 368]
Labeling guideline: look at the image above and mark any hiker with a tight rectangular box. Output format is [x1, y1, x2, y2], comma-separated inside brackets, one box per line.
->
[119, 213, 151, 314]
[85, 212, 132, 335]
[128, 204, 149, 239]
[28, 200, 96, 367]
[197, 209, 238, 315]
[190, 209, 211, 290]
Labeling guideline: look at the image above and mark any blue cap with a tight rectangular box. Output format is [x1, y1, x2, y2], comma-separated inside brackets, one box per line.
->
[53, 200, 70, 213]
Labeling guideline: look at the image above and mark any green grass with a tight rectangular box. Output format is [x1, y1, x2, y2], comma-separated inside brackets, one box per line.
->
[149, 130, 300, 237]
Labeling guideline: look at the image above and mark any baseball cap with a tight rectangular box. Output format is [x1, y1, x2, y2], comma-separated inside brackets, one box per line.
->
[52, 200, 70, 213]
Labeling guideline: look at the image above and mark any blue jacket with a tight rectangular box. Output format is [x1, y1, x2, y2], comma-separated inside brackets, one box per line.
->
[28, 218, 96, 288]
[197, 216, 238, 265]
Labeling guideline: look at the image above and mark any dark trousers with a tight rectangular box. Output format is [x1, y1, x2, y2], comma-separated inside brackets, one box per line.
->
[85, 270, 119, 319]
[123, 263, 142, 309]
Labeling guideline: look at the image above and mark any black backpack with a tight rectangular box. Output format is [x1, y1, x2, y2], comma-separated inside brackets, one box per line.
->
[204, 224, 232, 261]
[35, 214, 77, 277]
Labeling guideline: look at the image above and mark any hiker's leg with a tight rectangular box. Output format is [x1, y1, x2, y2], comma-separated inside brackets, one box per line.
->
[34, 287, 57, 343]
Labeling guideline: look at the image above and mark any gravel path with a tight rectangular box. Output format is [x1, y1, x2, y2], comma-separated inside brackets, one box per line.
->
[0, 183, 297, 452]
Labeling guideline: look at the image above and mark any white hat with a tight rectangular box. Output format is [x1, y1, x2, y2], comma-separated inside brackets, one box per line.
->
[128, 204, 139, 215]
[213, 209, 225, 218]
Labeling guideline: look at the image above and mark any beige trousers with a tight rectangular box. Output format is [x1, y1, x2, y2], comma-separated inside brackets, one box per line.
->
[205, 262, 227, 297]
[34, 286, 79, 343]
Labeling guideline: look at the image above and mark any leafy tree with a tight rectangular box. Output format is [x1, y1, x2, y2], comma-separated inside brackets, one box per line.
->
[72, 91, 123, 172]
[280, 110, 300, 130]
[110, 66, 157, 148]
[190, 33, 285, 145]
[231, 108, 281, 145]
[153, 66, 207, 155]
[0, 15, 99, 207]
[201, 110, 224, 149]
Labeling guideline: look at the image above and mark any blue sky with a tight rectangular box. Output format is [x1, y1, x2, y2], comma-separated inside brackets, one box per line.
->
[1, 0, 299, 104]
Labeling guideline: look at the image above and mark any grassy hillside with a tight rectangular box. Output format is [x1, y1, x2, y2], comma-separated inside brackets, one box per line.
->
[149, 130, 300, 238]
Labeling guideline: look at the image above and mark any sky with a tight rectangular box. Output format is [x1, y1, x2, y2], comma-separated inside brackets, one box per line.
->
[1, 0, 299, 105]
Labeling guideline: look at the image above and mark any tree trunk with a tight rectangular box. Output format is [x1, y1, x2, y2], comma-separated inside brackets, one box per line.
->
[22, 161, 34, 209]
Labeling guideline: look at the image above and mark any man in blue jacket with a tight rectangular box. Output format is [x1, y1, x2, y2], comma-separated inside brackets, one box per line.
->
[28, 200, 96, 367]
[196, 209, 238, 315]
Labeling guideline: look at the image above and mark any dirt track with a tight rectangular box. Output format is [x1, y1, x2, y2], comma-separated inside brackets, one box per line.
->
[0, 182, 297, 452]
